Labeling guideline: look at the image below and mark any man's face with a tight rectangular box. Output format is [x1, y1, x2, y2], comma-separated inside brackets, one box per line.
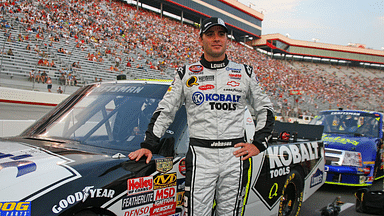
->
[199, 25, 228, 61]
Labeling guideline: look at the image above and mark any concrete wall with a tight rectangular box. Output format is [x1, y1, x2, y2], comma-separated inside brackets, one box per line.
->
[0, 87, 69, 137]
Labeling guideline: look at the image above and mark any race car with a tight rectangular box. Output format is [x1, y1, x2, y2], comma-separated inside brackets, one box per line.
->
[0, 80, 325, 216]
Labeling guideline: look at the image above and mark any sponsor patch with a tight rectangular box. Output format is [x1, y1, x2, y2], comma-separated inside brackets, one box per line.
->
[226, 67, 241, 73]
[229, 74, 241, 79]
[154, 173, 177, 190]
[198, 75, 214, 82]
[156, 158, 173, 173]
[178, 158, 186, 176]
[227, 81, 240, 87]
[186, 76, 198, 87]
[127, 176, 153, 196]
[310, 169, 323, 188]
[122, 192, 154, 210]
[188, 65, 203, 73]
[52, 186, 115, 213]
[198, 84, 214, 91]
[123, 204, 152, 216]
[0, 201, 30, 216]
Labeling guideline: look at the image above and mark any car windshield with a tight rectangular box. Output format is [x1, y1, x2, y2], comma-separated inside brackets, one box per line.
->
[310, 111, 381, 138]
[36, 82, 179, 152]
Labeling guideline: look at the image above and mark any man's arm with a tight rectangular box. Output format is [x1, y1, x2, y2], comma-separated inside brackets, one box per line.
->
[129, 66, 186, 162]
[244, 64, 275, 152]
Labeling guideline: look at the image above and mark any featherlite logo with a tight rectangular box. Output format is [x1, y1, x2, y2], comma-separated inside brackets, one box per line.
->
[322, 134, 360, 146]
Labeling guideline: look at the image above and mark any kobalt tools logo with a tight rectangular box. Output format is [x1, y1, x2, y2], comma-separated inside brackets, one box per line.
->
[267, 142, 319, 179]
[192, 92, 241, 110]
[52, 186, 115, 213]
[128, 176, 153, 196]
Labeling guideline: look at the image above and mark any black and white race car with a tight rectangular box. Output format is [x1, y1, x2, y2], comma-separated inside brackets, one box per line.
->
[0, 80, 325, 216]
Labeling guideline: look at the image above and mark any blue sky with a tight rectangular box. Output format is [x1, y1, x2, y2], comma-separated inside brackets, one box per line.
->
[238, 0, 384, 50]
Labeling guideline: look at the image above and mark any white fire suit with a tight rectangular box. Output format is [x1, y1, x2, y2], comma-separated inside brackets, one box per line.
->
[141, 54, 275, 216]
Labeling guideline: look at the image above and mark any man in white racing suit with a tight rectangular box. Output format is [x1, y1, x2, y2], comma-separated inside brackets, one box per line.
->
[129, 17, 275, 216]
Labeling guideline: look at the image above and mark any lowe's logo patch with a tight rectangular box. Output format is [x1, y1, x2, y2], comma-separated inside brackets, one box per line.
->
[310, 169, 323, 188]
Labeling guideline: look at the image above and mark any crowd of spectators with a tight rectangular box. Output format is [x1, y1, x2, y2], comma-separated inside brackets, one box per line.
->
[1, 0, 383, 114]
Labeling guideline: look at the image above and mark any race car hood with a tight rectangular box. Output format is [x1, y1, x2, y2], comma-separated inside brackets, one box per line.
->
[322, 133, 379, 161]
[0, 138, 143, 201]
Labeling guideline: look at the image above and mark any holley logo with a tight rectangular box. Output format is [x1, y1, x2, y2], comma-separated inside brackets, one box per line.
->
[127, 176, 153, 195]
[199, 84, 214, 90]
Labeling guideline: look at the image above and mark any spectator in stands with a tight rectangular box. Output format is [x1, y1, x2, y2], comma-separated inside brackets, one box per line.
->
[66, 73, 73, 86]
[28, 69, 35, 82]
[41, 71, 47, 84]
[57, 86, 63, 94]
[37, 58, 44, 66]
[126, 61, 131, 67]
[46, 77, 52, 92]
[7, 48, 13, 56]
[35, 71, 41, 83]
[59, 73, 66, 86]
[51, 60, 56, 68]
[25, 44, 31, 51]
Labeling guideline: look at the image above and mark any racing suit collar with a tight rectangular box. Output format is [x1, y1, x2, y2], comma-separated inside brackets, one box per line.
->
[200, 54, 229, 69]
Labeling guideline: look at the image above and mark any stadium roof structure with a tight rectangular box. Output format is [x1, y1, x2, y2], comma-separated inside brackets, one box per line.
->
[131, 0, 264, 42]
[251, 34, 384, 67]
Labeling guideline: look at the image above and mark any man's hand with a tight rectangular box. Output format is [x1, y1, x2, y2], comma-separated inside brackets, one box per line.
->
[233, 143, 260, 161]
[128, 148, 153, 164]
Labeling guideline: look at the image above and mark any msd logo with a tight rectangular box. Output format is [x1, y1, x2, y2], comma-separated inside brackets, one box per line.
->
[127, 176, 153, 196]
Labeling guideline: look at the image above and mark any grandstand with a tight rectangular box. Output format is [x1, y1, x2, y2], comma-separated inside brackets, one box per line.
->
[0, 0, 383, 118]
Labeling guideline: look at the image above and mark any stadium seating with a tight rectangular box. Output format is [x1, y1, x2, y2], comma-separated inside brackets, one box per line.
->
[0, 0, 383, 116]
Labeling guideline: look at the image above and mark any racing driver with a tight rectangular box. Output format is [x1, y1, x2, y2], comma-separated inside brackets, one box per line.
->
[129, 17, 275, 216]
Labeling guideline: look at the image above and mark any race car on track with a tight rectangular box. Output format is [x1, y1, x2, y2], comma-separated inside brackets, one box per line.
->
[0, 80, 325, 216]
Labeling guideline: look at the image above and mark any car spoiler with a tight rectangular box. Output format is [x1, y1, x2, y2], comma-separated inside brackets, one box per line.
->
[272, 121, 324, 142]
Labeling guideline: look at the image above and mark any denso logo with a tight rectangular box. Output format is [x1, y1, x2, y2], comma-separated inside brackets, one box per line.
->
[128, 176, 153, 196]
[124, 205, 151, 216]
[267, 142, 319, 178]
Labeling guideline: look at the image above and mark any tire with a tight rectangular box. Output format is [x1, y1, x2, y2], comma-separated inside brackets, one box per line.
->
[278, 169, 304, 216]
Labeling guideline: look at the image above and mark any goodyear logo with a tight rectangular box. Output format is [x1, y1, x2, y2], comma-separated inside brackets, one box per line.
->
[0, 201, 31, 216]
[154, 173, 177, 190]
[322, 134, 360, 146]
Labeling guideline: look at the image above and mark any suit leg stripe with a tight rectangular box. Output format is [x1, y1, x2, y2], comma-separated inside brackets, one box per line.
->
[190, 146, 197, 216]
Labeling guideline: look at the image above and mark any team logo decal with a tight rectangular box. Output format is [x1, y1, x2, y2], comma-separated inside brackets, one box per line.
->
[192, 92, 204, 105]
[188, 65, 203, 73]
[227, 81, 240, 87]
[127, 176, 153, 196]
[310, 169, 324, 188]
[0, 201, 30, 216]
[229, 74, 241, 79]
[186, 76, 198, 87]
[156, 158, 173, 173]
[199, 75, 214, 82]
[198, 84, 214, 91]
[179, 158, 186, 176]
[154, 173, 177, 190]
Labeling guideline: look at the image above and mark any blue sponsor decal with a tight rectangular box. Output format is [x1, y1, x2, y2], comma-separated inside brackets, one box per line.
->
[0, 201, 31, 216]
[192, 92, 241, 106]
[192, 92, 204, 105]
[310, 169, 323, 188]
[0, 153, 36, 177]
